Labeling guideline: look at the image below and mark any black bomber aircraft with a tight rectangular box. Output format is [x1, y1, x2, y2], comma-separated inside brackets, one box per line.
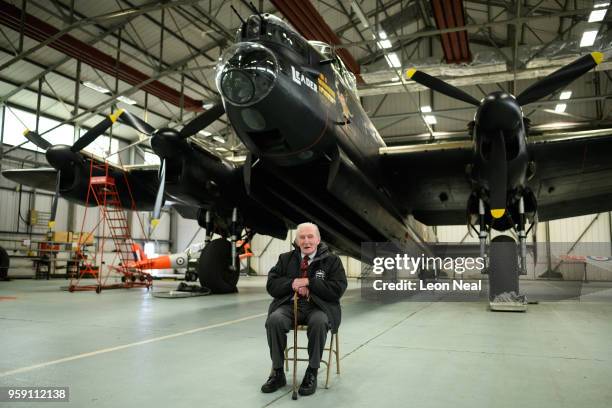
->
[3, 12, 612, 300]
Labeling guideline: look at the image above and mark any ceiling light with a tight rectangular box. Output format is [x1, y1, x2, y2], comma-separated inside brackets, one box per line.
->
[376, 31, 392, 49]
[594, 2, 610, 8]
[554, 103, 567, 113]
[226, 155, 247, 162]
[351, 1, 369, 28]
[421, 105, 432, 113]
[213, 135, 226, 143]
[214, 146, 228, 152]
[580, 30, 598, 47]
[559, 91, 572, 100]
[385, 53, 401, 68]
[390, 76, 400, 82]
[538, 121, 578, 129]
[116, 95, 137, 105]
[589, 9, 607, 22]
[202, 102, 215, 109]
[82, 81, 110, 94]
[424, 115, 437, 124]
[198, 130, 212, 137]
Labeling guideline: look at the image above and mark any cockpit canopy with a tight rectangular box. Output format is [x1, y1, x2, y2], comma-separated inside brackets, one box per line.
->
[309, 41, 358, 96]
[236, 14, 308, 59]
[234, 14, 358, 97]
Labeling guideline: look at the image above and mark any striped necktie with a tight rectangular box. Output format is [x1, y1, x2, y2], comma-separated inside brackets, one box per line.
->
[300, 255, 309, 278]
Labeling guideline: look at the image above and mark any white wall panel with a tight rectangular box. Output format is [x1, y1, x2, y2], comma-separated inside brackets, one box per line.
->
[73, 204, 99, 235]
[0, 188, 19, 231]
[251, 233, 292, 276]
[173, 211, 205, 253]
[436, 225, 478, 243]
[549, 213, 611, 243]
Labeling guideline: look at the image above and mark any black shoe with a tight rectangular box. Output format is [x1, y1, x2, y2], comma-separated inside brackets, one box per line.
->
[298, 366, 318, 396]
[261, 368, 286, 393]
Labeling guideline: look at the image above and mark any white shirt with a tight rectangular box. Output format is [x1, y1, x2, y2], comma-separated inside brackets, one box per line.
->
[300, 250, 316, 265]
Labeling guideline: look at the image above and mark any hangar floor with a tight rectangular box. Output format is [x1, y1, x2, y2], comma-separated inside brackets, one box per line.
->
[1, 277, 611, 408]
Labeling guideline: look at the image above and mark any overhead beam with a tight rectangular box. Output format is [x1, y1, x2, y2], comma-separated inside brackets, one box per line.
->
[338, 7, 595, 48]
[0, 0, 208, 71]
[270, 0, 363, 83]
[430, 0, 471, 63]
[0, 0, 207, 111]
[40, 0, 216, 100]
[370, 94, 612, 122]
[358, 59, 612, 96]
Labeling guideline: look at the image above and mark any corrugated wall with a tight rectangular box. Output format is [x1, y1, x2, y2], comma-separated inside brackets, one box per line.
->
[437, 212, 612, 281]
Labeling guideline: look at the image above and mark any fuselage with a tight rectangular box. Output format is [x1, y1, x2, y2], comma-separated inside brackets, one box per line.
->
[469, 91, 534, 230]
[215, 14, 415, 254]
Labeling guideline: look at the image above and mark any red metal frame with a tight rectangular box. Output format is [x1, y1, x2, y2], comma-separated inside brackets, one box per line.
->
[431, 0, 471, 64]
[69, 160, 152, 293]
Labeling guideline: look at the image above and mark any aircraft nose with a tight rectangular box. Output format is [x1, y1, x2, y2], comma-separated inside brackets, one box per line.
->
[476, 95, 522, 131]
[216, 42, 278, 107]
[45, 145, 81, 170]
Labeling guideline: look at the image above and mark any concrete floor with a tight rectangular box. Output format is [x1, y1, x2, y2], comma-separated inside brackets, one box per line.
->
[1, 277, 611, 408]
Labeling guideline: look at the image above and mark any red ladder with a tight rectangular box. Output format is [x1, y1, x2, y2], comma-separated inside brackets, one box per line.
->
[69, 160, 152, 293]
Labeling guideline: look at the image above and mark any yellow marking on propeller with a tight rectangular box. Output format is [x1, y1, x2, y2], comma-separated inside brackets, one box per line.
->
[491, 209, 505, 219]
[109, 109, 125, 123]
[591, 51, 604, 65]
[151, 219, 160, 228]
[48, 221, 56, 229]
[406, 68, 416, 79]
[23, 129, 30, 136]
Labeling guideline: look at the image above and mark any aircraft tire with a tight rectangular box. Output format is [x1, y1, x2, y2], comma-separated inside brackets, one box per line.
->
[488, 235, 519, 300]
[197, 238, 239, 294]
[0, 246, 9, 281]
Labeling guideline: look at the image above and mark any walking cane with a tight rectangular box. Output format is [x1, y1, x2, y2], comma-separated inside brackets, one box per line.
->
[291, 292, 298, 400]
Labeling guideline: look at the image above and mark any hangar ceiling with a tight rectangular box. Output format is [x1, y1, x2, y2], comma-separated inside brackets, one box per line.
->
[0, 0, 611, 161]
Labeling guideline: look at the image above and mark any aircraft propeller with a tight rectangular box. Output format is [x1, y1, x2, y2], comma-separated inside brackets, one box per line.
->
[23, 109, 126, 228]
[117, 102, 225, 227]
[406, 52, 602, 107]
[486, 131, 507, 219]
[405, 68, 480, 106]
[516, 52, 603, 106]
[406, 52, 603, 218]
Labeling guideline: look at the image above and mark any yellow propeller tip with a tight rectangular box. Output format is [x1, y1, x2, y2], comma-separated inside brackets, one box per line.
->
[151, 219, 160, 228]
[591, 51, 604, 65]
[406, 68, 416, 79]
[491, 209, 505, 219]
[109, 109, 125, 123]
[23, 128, 30, 136]
[48, 221, 56, 229]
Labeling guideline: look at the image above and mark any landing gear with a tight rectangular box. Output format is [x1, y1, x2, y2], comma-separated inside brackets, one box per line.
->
[197, 238, 239, 294]
[185, 270, 198, 282]
[478, 199, 488, 261]
[470, 195, 531, 311]
[230, 207, 238, 272]
[517, 196, 528, 275]
[194, 207, 250, 294]
[488, 235, 526, 311]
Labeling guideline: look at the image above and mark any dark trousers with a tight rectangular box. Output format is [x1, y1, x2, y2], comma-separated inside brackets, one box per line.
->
[266, 299, 329, 370]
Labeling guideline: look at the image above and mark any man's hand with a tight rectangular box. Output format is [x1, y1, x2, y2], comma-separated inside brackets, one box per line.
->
[297, 286, 310, 298]
[291, 278, 309, 291]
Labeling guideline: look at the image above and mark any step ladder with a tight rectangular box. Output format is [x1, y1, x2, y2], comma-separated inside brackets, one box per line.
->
[69, 160, 152, 293]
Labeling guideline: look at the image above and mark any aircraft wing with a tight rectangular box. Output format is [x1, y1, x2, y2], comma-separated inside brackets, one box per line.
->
[528, 133, 612, 221]
[381, 133, 612, 225]
[381, 141, 474, 225]
[1, 163, 161, 210]
[1, 168, 58, 191]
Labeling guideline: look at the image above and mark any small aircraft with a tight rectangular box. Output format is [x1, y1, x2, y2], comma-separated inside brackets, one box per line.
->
[4, 11, 612, 302]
